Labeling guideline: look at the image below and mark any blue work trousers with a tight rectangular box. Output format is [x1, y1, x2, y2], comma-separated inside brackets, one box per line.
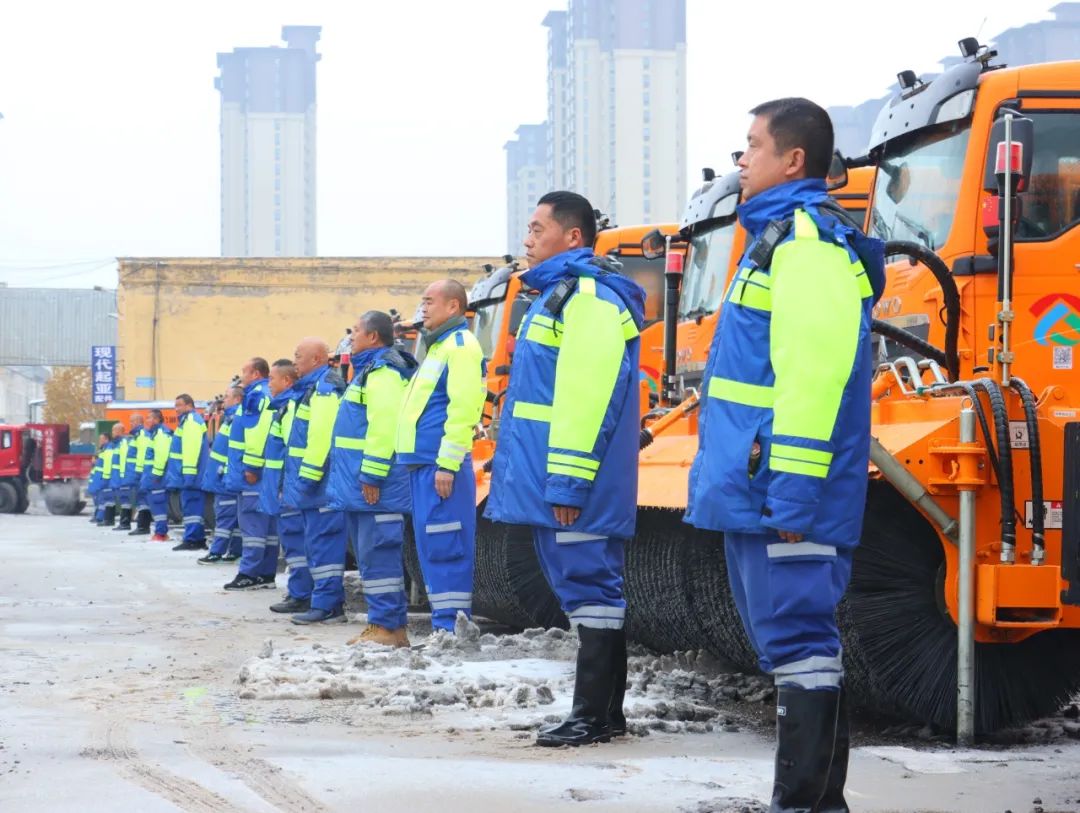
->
[347, 510, 408, 630]
[724, 531, 853, 691]
[279, 509, 312, 601]
[303, 506, 347, 613]
[179, 489, 206, 542]
[208, 495, 241, 557]
[237, 491, 278, 578]
[409, 462, 475, 632]
[147, 488, 170, 536]
[532, 527, 626, 630]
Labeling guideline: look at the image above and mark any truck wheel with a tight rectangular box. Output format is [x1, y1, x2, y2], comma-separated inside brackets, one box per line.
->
[0, 481, 18, 513]
[44, 483, 79, 516]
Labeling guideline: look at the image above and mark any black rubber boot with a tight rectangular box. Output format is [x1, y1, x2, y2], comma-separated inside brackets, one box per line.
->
[815, 687, 850, 813]
[113, 507, 132, 530]
[100, 505, 116, 527]
[609, 628, 628, 736]
[536, 626, 617, 747]
[129, 509, 152, 535]
[769, 687, 839, 813]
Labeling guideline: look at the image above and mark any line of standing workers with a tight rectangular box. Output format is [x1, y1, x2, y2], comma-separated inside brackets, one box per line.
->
[86, 96, 875, 812]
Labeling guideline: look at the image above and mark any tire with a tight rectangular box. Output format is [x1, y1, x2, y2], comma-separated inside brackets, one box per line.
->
[0, 481, 18, 513]
[44, 483, 79, 516]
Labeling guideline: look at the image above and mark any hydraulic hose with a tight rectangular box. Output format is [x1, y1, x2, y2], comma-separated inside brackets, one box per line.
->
[973, 378, 1017, 558]
[1009, 377, 1045, 562]
[871, 318, 949, 368]
[640, 394, 701, 450]
[884, 240, 962, 382]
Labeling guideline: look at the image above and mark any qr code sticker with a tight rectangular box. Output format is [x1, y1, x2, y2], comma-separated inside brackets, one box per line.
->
[1053, 345, 1073, 370]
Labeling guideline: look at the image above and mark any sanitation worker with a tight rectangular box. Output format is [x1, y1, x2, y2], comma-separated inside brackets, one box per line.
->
[685, 98, 884, 812]
[112, 414, 142, 531]
[128, 414, 153, 536]
[140, 409, 174, 543]
[197, 386, 244, 564]
[97, 424, 124, 527]
[485, 191, 645, 747]
[327, 311, 417, 646]
[106, 422, 131, 529]
[222, 359, 275, 588]
[167, 394, 208, 551]
[257, 359, 310, 615]
[88, 433, 110, 524]
[397, 280, 486, 633]
[283, 338, 348, 624]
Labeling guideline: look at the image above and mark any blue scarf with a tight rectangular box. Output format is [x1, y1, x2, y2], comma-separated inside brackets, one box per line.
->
[295, 364, 328, 394]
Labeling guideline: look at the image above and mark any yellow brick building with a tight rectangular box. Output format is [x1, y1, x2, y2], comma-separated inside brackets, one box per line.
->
[116, 257, 499, 399]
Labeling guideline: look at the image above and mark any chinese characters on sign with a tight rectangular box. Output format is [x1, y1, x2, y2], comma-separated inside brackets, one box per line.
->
[91, 345, 116, 404]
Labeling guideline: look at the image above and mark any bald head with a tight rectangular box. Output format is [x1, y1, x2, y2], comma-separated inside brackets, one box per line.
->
[421, 279, 469, 332]
[294, 337, 329, 377]
[111, 423, 126, 439]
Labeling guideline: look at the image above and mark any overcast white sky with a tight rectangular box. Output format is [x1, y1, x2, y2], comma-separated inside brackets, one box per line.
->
[0, 0, 1056, 288]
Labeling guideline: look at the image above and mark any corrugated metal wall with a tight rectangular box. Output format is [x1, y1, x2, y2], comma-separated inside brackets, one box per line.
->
[0, 287, 118, 366]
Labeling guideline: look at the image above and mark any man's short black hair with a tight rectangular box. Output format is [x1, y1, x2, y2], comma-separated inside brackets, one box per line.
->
[749, 97, 834, 179]
[359, 311, 395, 347]
[250, 357, 270, 378]
[176, 393, 195, 407]
[149, 409, 164, 422]
[537, 191, 597, 246]
[271, 358, 298, 381]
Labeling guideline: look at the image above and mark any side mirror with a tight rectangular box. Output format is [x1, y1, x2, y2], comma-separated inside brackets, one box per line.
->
[983, 112, 1034, 194]
[826, 151, 849, 191]
[641, 227, 667, 260]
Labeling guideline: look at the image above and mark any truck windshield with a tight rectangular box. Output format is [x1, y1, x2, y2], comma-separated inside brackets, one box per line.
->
[870, 125, 971, 251]
[682, 221, 737, 320]
[470, 299, 506, 361]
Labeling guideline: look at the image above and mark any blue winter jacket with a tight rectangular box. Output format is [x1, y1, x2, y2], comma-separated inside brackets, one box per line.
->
[201, 405, 237, 494]
[327, 346, 417, 514]
[140, 425, 173, 490]
[283, 365, 347, 511]
[258, 385, 302, 516]
[87, 446, 107, 495]
[224, 379, 270, 494]
[484, 247, 646, 539]
[108, 436, 128, 491]
[165, 411, 208, 490]
[119, 428, 143, 488]
[685, 178, 885, 547]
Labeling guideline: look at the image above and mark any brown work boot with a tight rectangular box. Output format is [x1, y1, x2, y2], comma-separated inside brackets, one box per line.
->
[348, 623, 410, 648]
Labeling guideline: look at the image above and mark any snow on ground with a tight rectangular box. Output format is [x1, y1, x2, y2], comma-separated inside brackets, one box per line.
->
[237, 612, 773, 738]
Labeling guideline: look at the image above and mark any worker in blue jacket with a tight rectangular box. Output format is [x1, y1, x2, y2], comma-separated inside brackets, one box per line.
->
[397, 280, 486, 633]
[486, 191, 645, 747]
[97, 424, 124, 527]
[112, 415, 143, 531]
[197, 387, 244, 564]
[283, 338, 348, 624]
[166, 394, 208, 551]
[88, 433, 109, 524]
[686, 98, 885, 813]
[258, 359, 309, 614]
[327, 311, 417, 646]
[222, 358, 275, 590]
[107, 422, 132, 528]
[140, 409, 174, 542]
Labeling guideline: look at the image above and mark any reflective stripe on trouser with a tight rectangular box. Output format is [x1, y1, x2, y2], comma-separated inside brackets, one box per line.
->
[279, 510, 311, 600]
[303, 506, 347, 612]
[531, 526, 626, 629]
[347, 510, 407, 630]
[409, 462, 476, 632]
[724, 531, 851, 689]
[208, 495, 239, 556]
[147, 488, 170, 535]
[237, 491, 275, 577]
[114, 485, 133, 507]
[132, 489, 147, 511]
[179, 489, 206, 542]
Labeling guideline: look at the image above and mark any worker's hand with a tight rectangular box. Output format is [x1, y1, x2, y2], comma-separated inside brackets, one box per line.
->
[777, 530, 804, 543]
[434, 470, 454, 499]
[362, 483, 381, 505]
[553, 505, 580, 526]
[243, 470, 258, 485]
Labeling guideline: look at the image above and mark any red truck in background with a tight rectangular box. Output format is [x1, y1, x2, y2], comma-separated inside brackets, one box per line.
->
[0, 423, 95, 515]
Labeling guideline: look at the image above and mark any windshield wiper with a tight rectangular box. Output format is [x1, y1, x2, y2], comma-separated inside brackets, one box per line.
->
[894, 211, 936, 251]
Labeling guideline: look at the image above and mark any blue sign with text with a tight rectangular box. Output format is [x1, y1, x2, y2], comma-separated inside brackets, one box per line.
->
[91, 345, 116, 404]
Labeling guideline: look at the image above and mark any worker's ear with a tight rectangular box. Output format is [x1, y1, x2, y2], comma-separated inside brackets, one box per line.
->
[785, 147, 806, 179]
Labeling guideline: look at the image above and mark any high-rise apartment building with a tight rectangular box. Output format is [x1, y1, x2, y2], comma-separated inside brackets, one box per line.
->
[509, 0, 686, 238]
[216, 26, 320, 257]
[504, 125, 547, 255]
